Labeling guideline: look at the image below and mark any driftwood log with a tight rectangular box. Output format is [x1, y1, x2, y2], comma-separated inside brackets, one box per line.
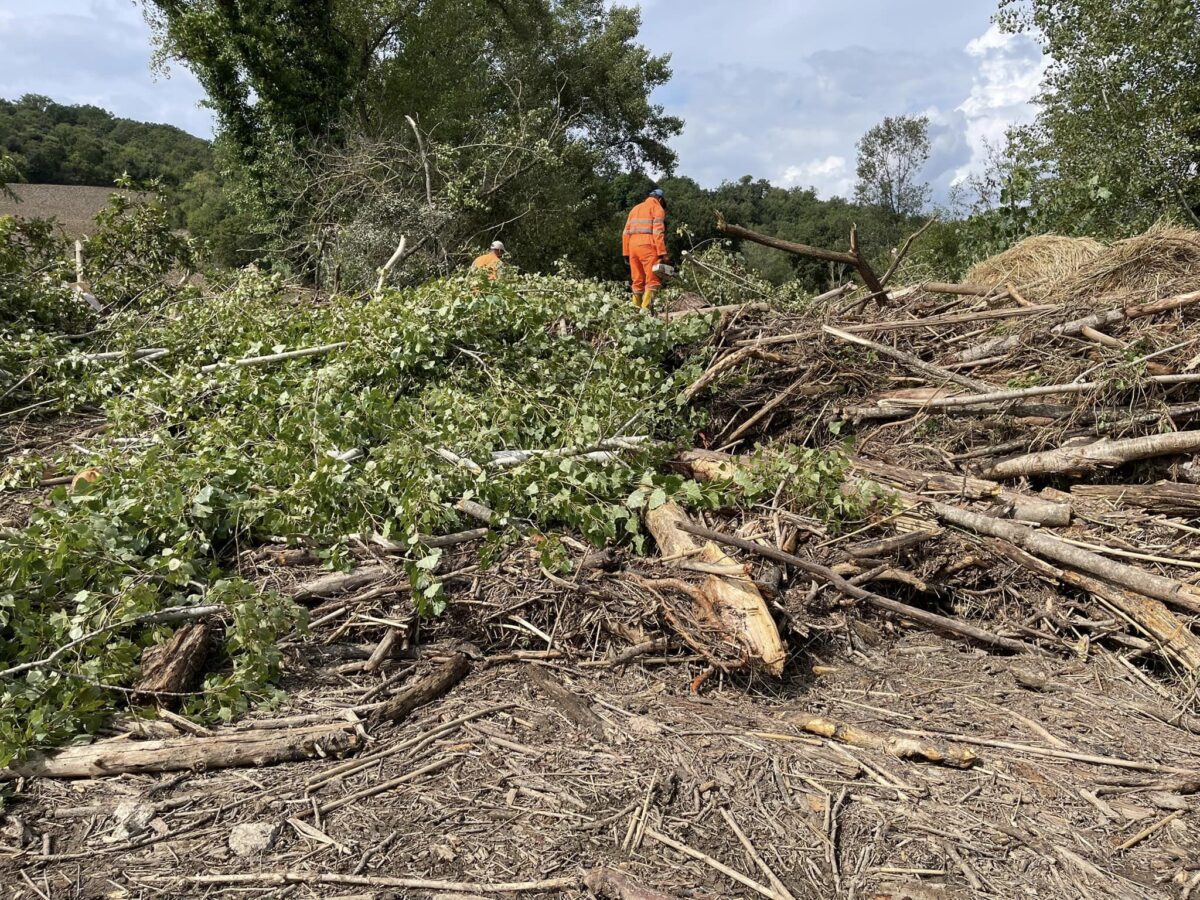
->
[3, 724, 360, 779]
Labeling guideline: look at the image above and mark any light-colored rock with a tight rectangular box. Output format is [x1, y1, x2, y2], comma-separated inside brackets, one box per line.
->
[228, 821, 281, 857]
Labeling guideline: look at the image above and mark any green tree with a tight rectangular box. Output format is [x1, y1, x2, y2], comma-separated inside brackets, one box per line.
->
[142, 0, 680, 225]
[998, 0, 1200, 233]
[854, 115, 931, 220]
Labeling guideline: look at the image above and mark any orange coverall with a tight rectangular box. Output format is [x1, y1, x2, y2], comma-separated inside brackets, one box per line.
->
[472, 251, 502, 279]
[622, 196, 667, 307]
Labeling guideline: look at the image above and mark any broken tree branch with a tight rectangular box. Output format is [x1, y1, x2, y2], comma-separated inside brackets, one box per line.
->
[984, 430, 1200, 479]
[3, 723, 360, 779]
[716, 213, 886, 300]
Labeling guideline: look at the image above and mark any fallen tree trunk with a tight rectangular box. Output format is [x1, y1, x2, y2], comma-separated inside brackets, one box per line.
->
[1071, 481, 1200, 516]
[3, 724, 360, 779]
[793, 715, 978, 767]
[983, 431, 1200, 479]
[644, 500, 786, 676]
[369, 653, 470, 724]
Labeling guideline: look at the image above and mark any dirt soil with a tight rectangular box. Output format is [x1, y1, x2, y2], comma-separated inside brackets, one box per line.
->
[0, 185, 139, 238]
[4, 599, 1199, 900]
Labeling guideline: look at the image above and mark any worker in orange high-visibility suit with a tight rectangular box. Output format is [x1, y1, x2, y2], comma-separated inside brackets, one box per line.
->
[622, 187, 668, 310]
[472, 240, 506, 279]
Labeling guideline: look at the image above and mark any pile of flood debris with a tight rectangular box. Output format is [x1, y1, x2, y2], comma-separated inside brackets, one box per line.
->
[5, 221, 1200, 899]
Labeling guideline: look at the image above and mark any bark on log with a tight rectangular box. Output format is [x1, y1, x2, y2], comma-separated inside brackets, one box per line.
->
[984, 431, 1200, 479]
[793, 715, 978, 767]
[2, 724, 360, 779]
[1071, 481, 1200, 516]
[644, 500, 786, 676]
[1052, 289, 1200, 338]
[369, 653, 470, 724]
[293, 565, 389, 602]
[925, 500, 1200, 616]
[954, 334, 1021, 364]
[134, 622, 211, 704]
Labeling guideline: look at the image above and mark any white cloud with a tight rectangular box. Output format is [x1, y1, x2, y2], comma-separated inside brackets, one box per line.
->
[0, 0, 213, 137]
[781, 156, 851, 194]
[953, 24, 1047, 185]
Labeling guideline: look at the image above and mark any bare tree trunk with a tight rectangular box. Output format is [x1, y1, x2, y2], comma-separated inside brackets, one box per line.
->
[984, 431, 1200, 479]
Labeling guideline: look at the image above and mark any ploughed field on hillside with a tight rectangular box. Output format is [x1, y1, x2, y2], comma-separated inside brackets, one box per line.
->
[0, 184, 141, 238]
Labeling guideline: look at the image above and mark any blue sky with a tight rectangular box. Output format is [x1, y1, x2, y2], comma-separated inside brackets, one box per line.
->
[0, 0, 1047, 202]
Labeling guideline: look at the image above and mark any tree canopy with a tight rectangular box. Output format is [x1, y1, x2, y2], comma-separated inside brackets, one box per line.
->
[998, 0, 1200, 233]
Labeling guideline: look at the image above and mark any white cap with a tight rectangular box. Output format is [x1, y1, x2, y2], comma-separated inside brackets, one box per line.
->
[490, 241, 505, 252]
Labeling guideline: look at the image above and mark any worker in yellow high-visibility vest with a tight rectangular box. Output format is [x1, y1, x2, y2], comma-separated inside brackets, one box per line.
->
[622, 188, 668, 310]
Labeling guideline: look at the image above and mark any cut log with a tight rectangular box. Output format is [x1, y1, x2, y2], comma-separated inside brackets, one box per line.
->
[1071, 482, 1200, 516]
[2, 724, 360, 779]
[369, 653, 470, 724]
[793, 715, 978, 767]
[134, 622, 211, 705]
[643, 500, 786, 676]
[984, 431, 1200, 479]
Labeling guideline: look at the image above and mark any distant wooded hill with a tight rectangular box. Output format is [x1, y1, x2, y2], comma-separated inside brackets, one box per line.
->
[0, 95, 211, 188]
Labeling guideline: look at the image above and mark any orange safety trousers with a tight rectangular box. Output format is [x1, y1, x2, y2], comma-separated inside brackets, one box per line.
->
[628, 244, 662, 294]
